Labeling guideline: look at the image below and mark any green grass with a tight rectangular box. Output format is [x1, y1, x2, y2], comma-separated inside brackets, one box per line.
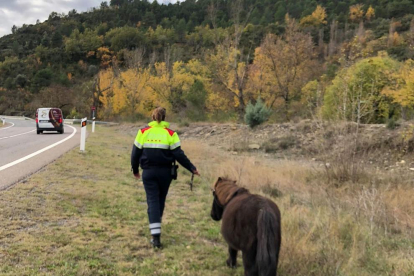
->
[0, 126, 240, 276]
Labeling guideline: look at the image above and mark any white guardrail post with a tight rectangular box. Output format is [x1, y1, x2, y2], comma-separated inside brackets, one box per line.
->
[92, 117, 96, 133]
[80, 117, 87, 152]
[1, 118, 5, 125]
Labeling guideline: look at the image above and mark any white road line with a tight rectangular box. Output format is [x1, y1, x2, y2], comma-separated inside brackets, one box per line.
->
[0, 122, 15, 131]
[0, 130, 36, 140]
[0, 125, 77, 172]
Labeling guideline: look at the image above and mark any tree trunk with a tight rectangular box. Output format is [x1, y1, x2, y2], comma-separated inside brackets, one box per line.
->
[237, 93, 246, 121]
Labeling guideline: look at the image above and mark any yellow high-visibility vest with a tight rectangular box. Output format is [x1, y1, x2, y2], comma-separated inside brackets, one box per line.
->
[134, 121, 181, 150]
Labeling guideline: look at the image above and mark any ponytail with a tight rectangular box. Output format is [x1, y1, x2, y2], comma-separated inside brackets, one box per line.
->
[152, 107, 166, 123]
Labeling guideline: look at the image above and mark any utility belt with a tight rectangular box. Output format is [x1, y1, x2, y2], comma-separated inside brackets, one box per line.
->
[141, 162, 178, 180]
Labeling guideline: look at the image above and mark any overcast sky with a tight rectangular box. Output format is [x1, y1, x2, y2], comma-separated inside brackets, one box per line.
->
[0, 0, 176, 38]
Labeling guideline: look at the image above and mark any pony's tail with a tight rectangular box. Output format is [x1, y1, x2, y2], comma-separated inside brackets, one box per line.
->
[256, 207, 281, 276]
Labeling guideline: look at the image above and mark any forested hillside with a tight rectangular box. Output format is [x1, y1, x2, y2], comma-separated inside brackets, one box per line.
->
[1, 0, 414, 123]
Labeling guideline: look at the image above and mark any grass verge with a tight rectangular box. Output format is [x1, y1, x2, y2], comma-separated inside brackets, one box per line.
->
[0, 125, 413, 275]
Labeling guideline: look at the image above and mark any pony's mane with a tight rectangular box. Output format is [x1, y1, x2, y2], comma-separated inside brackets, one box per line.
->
[214, 177, 249, 205]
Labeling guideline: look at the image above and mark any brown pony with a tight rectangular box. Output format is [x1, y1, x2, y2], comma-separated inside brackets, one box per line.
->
[210, 177, 281, 276]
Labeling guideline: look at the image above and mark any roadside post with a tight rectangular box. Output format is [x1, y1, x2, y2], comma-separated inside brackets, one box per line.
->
[1, 118, 5, 126]
[80, 117, 87, 152]
[92, 117, 96, 133]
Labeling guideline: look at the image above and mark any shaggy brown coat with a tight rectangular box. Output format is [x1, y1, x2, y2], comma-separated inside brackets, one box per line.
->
[211, 177, 281, 276]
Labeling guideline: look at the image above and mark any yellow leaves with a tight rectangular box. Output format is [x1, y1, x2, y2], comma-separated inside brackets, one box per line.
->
[348, 4, 374, 22]
[349, 4, 364, 22]
[147, 61, 202, 112]
[67, 73, 72, 81]
[366, 6, 375, 21]
[97, 47, 114, 69]
[87, 51, 95, 58]
[300, 5, 327, 27]
[99, 66, 155, 117]
[382, 59, 414, 107]
[391, 32, 403, 46]
[98, 69, 114, 112]
[252, 27, 316, 109]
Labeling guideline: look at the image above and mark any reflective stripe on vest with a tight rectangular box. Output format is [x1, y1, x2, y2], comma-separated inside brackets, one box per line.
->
[170, 141, 181, 150]
[143, 143, 170, 149]
[134, 140, 143, 149]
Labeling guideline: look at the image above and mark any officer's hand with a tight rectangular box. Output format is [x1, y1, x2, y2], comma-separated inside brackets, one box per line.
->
[134, 172, 141, 179]
[192, 169, 200, 176]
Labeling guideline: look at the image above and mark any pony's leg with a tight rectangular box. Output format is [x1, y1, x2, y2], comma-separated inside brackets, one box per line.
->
[242, 248, 258, 276]
[226, 246, 238, 268]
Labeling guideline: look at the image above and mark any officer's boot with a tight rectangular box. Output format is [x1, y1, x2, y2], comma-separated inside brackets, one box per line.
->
[151, 234, 162, 249]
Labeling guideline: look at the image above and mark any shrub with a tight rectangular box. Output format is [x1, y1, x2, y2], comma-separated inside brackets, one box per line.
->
[244, 98, 271, 128]
[261, 184, 283, 198]
[386, 118, 400, 129]
[262, 135, 297, 153]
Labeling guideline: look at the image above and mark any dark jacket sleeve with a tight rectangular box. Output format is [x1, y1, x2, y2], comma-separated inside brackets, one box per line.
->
[131, 144, 143, 174]
[171, 146, 196, 173]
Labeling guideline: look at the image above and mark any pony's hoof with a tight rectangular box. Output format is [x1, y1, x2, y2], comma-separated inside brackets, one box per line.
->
[226, 259, 237, 269]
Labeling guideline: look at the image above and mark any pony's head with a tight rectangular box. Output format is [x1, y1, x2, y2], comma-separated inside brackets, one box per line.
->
[210, 177, 247, 221]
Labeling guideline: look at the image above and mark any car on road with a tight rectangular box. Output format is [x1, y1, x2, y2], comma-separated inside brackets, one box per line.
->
[36, 108, 65, 134]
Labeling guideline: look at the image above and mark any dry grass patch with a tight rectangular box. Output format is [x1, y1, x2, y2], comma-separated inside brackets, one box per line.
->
[0, 125, 413, 275]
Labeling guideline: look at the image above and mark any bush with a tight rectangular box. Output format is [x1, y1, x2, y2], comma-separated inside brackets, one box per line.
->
[244, 98, 271, 128]
[386, 118, 400, 129]
[262, 136, 297, 153]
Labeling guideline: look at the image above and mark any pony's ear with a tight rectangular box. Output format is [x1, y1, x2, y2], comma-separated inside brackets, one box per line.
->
[218, 177, 222, 182]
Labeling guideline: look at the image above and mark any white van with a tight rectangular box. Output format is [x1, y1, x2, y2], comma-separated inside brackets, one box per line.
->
[36, 108, 65, 134]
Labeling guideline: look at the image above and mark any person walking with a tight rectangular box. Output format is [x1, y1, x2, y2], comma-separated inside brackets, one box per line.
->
[131, 107, 199, 248]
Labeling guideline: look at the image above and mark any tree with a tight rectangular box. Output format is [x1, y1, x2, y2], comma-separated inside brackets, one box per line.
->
[176, 19, 187, 42]
[244, 97, 271, 128]
[323, 53, 399, 124]
[147, 61, 196, 113]
[185, 80, 208, 121]
[116, 49, 152, 116]
[382, 59, 414, 116]
[11, 25, 18, 34]
[38, 85, 74, 110]
[14, 74, 29, 88]
[350, 4, 364, 23]
[366, 6, 375, 21]
[32, 68, 53, 93]
[51, 31, 63, 48]
[206, 0, 252, 120]
[65, 29, 102, 58]
[12, 41, 20, 56]
[108, 27, 146, 52]
[300, 5, 327, 27]
[253, 16, 317, 120]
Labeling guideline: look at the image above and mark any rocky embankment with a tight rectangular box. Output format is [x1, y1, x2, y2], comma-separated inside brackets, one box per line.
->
[120, 120, 414, 172]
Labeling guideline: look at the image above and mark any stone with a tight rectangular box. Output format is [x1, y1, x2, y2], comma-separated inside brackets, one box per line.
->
[409, 168, 414, 171]
[248, 144, 261, 150]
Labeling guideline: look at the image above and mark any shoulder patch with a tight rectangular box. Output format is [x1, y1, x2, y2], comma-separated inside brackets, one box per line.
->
[165, 128, 175, 136]
[140, 127, 151, 134]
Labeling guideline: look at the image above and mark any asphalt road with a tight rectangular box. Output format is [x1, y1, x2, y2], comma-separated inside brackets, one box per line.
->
[0, 118, 81, 190]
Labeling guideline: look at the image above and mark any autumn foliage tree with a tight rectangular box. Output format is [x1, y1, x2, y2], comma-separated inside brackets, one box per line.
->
[252, 16, 317, 120]
[323, 53, 399, 124]
[382, 59, 414, 118]
[300, 5, 327, 27]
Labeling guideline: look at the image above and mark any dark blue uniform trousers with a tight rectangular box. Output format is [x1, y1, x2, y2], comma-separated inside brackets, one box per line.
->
[142, 168, 173, 235]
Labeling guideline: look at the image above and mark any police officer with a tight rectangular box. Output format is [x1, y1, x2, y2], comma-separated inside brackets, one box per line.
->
[131, 107, 199, 248]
